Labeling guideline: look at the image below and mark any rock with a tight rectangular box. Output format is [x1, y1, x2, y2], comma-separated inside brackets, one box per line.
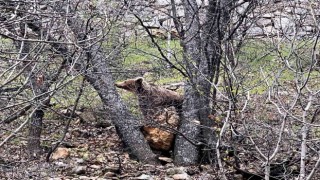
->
[82, 152, 90, 160]
[104, 172, 115, 177]
[136, 174, 152, 180]
[90, 165, 101, 169]
[78, 176, 90, 179]
[79, 176, 100, 180]
[105, 165, 119, 172]
[96, 154, 106, 163]
[164, 178, 174, 180]
[51, 147, 70, 160]
[65, 132, 71, 139]
[165, 163, 174, 168]
[199, 174, 215, 180]
[186, 167, 197, 175]
[166, 167, 186, 175]
[234, 174, 243, 180]
[158, 157, 173, 163]
[71, 128, 90, 138]
[149, 29, 166, 39]
[54, 161, 68, 168]
[75, 158, 85, 164]
[172, 173, 189, 180]
[72, 166, 86, 175]
[200, 165, 211, 171]
[40, 171, 48, 177]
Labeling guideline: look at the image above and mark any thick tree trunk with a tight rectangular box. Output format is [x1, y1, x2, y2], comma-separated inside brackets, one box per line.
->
[173, 0, 202, 165]
[174, 0, 233, 165]
[201, 0, 233, 162]
[174, 82, 201, 165]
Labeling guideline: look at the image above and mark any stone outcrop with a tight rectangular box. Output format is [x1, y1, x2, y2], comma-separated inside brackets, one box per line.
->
[126, 0, 319, 39]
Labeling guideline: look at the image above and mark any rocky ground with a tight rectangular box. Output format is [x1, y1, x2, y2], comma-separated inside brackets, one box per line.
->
[0, 108, 231, 180]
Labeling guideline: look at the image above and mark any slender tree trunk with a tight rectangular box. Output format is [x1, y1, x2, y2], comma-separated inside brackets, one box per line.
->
[300, 95, 313, 179]
[14, 33, 48, 158]
[28, 108, 44, 158]
[27, 72, 50, 158]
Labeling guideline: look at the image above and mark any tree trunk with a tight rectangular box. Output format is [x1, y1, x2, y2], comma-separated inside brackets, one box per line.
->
[13, 33, 47, 158]
[41, 17, 159, 164]
[27, 72, 51, 158]
[28, 108, 44, 158]
[174, 82, 201, 165]
[174, 0, 234, 165]
[173, 0, 202, 165]
[85, 44, 159, 164]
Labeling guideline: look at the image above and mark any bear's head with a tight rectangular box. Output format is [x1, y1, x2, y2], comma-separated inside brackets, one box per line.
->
[114, 77, 145, 93]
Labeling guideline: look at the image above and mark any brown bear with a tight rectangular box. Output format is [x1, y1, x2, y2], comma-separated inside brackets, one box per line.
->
[115, 77, 183, 151]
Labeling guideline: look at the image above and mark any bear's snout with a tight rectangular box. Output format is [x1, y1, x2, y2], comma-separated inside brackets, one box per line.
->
[114, 82, 122, 87]
[114, 82, 132, 91]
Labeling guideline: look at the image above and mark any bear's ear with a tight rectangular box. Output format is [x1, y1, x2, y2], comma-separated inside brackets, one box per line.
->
[135, 77, 144, 93]
[135, 77, 143, 85]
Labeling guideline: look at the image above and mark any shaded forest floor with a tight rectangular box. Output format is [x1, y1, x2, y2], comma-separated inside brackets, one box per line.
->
[0, 108, 226, 180]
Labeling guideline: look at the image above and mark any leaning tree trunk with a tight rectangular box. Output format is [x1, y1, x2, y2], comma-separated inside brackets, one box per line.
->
[85, 44, 159, 164]
[62, 3, 159, 163]
[63, 10, 159, 163]
[9, 0, 158, 164]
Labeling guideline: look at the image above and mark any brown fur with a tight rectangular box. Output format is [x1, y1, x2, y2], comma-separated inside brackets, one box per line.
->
[115, 77, 182, 151]
[115, 77, 183, 117]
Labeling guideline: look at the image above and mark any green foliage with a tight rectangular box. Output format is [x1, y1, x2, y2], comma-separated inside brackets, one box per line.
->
[0, 38, 13, 47]
[119, 38, 183, 79]
[119, 90, 142, 117]
[235, 39, 320, 95]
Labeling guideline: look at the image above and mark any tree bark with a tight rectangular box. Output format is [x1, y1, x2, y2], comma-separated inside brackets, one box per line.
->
[174, 82, 201, 165]
[13, 34, 47, 158]
[27, 74, 51, 158]
[174, 0, 234, 165]
[173, 0, 202, 165]
[85, 44, 159, 164]
[28, 108, 44, 158]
